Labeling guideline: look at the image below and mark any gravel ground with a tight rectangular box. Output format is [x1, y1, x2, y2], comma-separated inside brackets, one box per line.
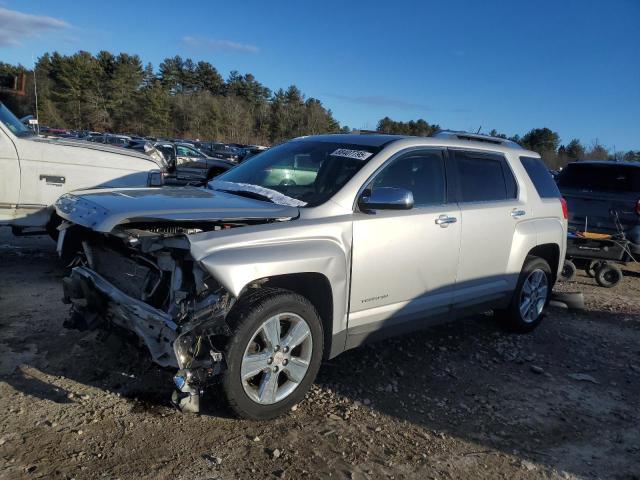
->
[1, 227, 639, 480]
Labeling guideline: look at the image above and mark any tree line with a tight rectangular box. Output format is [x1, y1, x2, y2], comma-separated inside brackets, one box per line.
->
[0, 51, 343, 145]
[377, 117, 640, 169]
[1, 50, 637, 167]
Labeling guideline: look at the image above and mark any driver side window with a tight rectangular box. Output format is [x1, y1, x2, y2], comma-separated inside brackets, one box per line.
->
[371, 150, 446, 206]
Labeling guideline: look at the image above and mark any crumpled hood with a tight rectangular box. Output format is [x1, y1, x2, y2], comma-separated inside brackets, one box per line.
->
[55, 187, 299, 232]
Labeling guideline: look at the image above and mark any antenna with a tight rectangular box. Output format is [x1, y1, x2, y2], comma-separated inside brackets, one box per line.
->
[475, 126, 482, 134]
[32, 53, 40, 135]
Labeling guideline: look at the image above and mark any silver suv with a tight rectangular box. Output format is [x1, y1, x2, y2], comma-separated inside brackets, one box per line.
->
[56, 132, 567, 419]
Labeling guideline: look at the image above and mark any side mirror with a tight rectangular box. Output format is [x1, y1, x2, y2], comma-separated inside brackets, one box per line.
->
[358, 187, 414, 211]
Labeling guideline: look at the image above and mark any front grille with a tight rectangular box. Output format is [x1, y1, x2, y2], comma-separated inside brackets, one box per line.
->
[89, 244, 160, 301]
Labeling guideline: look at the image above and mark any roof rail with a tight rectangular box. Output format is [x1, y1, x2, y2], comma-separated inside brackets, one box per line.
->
[433, 130, 523, 149]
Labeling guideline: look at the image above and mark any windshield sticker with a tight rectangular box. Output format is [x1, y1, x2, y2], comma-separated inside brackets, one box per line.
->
[330, 148, 373, 161]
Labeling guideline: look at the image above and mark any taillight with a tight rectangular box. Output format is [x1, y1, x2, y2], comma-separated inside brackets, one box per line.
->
[560, 197, 568, 219]
[636, 199, 640, 216]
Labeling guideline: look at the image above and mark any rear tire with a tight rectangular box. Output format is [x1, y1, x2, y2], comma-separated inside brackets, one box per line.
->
[496, 256, 552, 333]
[221, 289, 323, 420]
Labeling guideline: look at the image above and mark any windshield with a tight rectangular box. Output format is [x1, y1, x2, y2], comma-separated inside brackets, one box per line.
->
[0, 102, 31, 137]
[557, 163, 640, 193]
[212, 140, 382, 206]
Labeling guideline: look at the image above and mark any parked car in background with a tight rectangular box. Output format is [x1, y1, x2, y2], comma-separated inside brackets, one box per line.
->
[152, 141, 236, 184]
[56, 132, 567, 419]
[263, 150, 318, 186]
[240, 144, 269, 161]
[196, 141, 243, 162]
[557, 160, 640, 254]
[0, 102, 166, 236]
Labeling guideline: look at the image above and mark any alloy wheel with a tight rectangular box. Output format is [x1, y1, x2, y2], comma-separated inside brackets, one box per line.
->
[519, 269, 548, 323]
[241, 312, 313, 405]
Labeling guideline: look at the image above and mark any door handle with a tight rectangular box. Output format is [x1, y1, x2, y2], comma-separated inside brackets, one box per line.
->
[39, 174, 66, 184]
[435, 214, 457, 227]
[511, 209, 526, 218]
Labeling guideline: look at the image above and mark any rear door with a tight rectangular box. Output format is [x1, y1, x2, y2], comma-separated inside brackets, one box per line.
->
[449, 149, 524, 310]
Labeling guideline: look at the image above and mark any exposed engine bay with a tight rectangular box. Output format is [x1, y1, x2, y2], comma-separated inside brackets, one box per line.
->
[60, 220, 265, 412]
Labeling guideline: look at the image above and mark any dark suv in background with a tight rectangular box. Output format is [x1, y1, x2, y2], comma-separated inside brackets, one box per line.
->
[557, 161, 640, 254]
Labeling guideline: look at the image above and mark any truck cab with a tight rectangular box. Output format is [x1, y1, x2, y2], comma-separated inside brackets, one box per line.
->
[0, 102, 165, 234]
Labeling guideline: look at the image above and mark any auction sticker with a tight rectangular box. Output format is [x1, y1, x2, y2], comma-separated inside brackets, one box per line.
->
[330, 149, 373, 160]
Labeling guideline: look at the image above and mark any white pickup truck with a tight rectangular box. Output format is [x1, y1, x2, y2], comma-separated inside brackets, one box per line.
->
[0, 102, 165, 236]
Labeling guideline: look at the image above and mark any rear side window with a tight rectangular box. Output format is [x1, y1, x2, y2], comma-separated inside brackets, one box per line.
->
[453, 150, 516, 202]
[557, 163, 640, 193]
[520, 156, 561, 198]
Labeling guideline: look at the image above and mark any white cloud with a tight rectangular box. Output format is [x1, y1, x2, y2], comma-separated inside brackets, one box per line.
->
[0, 7, 69, 47]
[182, 36, 259, 54]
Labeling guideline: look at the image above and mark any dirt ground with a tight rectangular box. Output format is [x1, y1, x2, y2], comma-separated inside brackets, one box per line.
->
[1, 227, 639, 480]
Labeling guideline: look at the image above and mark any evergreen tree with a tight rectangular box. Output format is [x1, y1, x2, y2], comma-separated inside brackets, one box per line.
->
[565, 139, 586, 160]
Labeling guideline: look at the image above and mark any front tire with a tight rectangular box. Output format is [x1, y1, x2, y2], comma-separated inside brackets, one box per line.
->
[222, 289, 324, 420]
[497, 256, 552, 333]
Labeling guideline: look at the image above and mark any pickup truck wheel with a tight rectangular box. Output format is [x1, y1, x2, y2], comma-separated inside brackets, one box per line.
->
[497, 256, 552, 333]
[222, 289, 323, 420]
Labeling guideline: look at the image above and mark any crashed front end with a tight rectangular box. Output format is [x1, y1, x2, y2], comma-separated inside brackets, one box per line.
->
[61, 225, 235, 411]
[55, 190, 298, 412]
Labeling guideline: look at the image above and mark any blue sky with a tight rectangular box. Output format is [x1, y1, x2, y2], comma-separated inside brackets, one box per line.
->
[1, 0, 639, 150]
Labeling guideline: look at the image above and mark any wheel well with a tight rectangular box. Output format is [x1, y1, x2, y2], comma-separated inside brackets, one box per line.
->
[259, 273, 334, 359]
[528, 243, 560, 281]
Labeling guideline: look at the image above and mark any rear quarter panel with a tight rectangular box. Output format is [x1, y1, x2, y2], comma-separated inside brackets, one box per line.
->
[507, 152, 567, 279]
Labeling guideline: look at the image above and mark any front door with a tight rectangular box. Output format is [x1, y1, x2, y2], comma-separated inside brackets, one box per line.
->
[349, 149, 461, 339]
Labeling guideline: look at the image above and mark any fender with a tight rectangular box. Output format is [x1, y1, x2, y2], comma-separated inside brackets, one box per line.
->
[192, 229, 352, 339]
[535, 217, 567, 276]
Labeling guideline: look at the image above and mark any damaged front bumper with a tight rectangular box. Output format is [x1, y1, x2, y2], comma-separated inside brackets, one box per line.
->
[63, 265, 233, 412]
